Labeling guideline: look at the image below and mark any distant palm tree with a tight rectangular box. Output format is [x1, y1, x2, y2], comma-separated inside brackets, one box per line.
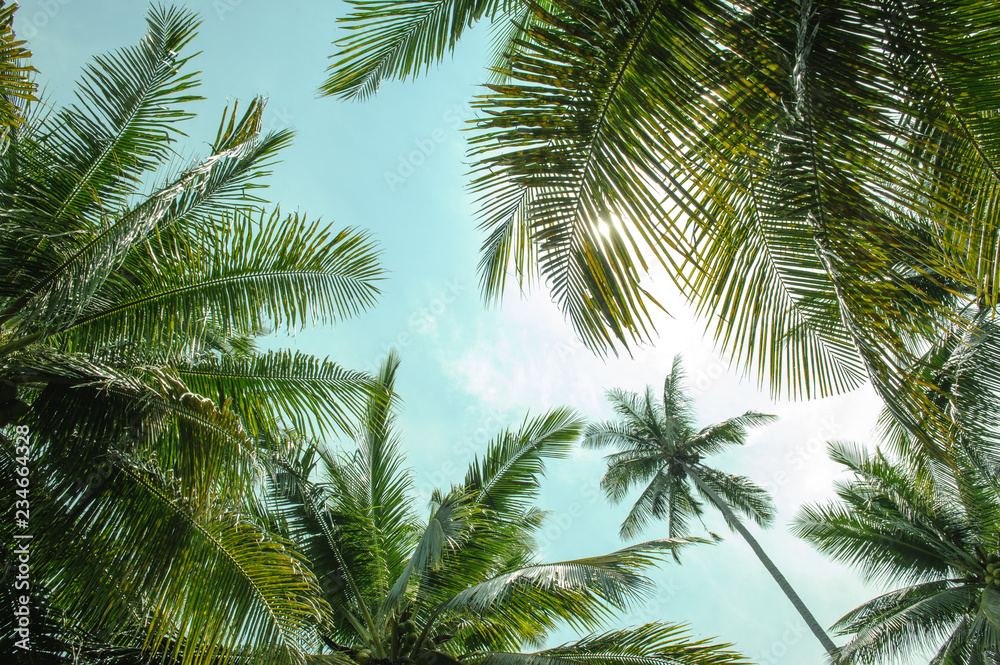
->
[793, 442, 1000, 664]
[0, 5, 382, 663]
[265, 351, 751, 665]
[584, 356, 839, 659]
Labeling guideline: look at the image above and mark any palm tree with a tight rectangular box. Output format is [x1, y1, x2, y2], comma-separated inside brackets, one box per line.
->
[793, 441, 1000, 663]
[321, 0, 1000, 456]
[0, 5, 383, 663]
[264, 351, 751, 665]
[584, 356, 839, 659]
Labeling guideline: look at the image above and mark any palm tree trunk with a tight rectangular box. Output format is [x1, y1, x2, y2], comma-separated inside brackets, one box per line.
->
[683, 463, 840, 662]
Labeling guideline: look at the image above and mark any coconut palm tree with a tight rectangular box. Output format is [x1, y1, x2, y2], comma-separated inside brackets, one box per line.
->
[584, 356, 839, 659]
[321, 0, 1000, 457]
[793, 441, 1000, 664]
[264, 351, 751, 665]
[0, 5, 383, 663]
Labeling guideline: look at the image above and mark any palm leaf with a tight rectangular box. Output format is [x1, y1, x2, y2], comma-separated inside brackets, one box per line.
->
[382, 491, 474, 616]
[323, 0, 504, 99]
[177, 349, 378, 439]
[438, 539, 693, 620]
[28, 454, 328, 665]
[50, 210, 382, 353]
[467, 622, 750, 665]
[0, 3, 37, 145]
[464, 406, 582, 516]
[44, 4, 202, 230]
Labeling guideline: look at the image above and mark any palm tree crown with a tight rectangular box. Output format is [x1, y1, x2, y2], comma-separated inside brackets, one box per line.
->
[1, 5, 382, 663]
[794, 443, 1000, 664]
[583, 356, 776, 544]
[266, 351, 752, 665]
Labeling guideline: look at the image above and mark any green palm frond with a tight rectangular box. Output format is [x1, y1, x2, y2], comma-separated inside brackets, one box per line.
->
[686, 165, 870, 400]
[177, 349, 377, 439]
[596, 448, 666, 505]
[384, 491, 475, 615]
[332, 351, 422, 608]
[52, 210, 382, 353]
[263, 442, 376, 645]
[484, 0, 551, 85]
[793, 442, 977, 588]
[686, 412, 778, 458]
[0, 3, 36, 144]
[692, 468, 774, 530]
[22, 450, 328, 665]
[323, 0, 504, 99]
[581, 420, 648, 453]
[469, 0, 687, 352]
[614, 471, 676, 540]
[43, 4, 202, 230]
[438, 539, 688, 622]
[0, 96, 289, 341]
[831, 581, 978, 665]
[467, 622, 750, 665]
[468, 0, 999, 443]
[464, 406, 582, 516]
[793, 434, 1000, 662]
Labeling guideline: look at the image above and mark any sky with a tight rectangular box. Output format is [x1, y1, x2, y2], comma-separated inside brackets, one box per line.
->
[13, 1, 900, 662]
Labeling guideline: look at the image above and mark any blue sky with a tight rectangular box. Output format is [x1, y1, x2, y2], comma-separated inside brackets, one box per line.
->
[14, 1, 900, 661]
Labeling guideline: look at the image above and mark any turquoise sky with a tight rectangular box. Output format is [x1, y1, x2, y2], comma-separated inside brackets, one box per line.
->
[14, 1, 902, 661]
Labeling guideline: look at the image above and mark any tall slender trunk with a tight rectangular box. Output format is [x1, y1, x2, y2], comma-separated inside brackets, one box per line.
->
[683, 463, 840, 662]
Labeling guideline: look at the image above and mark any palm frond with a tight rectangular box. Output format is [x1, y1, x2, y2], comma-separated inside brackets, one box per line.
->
[263, 442, 375, 644]
[793, 442, 981, 587]
[28, 454, 328, 665]
[54, 210, 382, 352]
[469, 0, 696, 352]
[465, 406, 582, 517]
[438, 539, 691, 621]
[686, 412, 777, 458]
[177, 349, 377, 439]
[339, 351, 421, 602]
[382, 491, 474, 616]
[467, 622, 750, 665]
[832, 582, 980, 665]
[323, 0, 503, 100]
[43, 4, 202, 230]
[0, 3, 37, 145]
[691, 467, 775, 530]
